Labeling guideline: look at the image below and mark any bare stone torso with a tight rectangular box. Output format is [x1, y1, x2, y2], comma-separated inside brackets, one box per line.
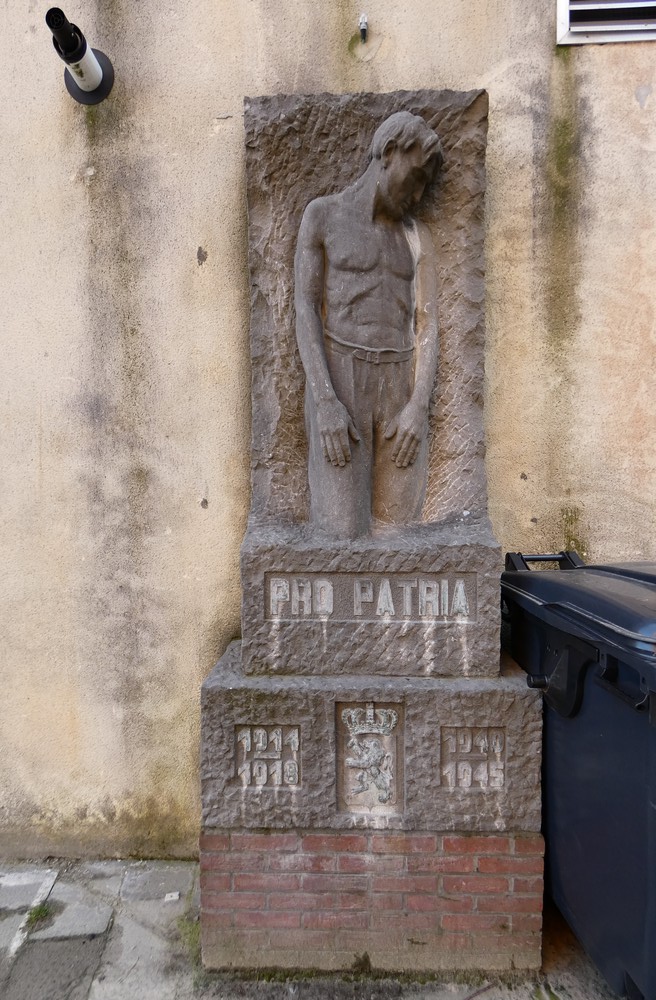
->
[320, 193, 416, 351]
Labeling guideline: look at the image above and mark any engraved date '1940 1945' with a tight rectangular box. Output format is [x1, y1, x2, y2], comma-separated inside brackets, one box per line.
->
[440, 726, 506, 790]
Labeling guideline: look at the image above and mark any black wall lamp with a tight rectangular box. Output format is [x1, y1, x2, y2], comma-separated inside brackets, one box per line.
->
[46, 7, 114, 105]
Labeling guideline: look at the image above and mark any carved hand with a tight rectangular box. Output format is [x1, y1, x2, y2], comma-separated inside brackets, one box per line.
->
[317, 397, 360, 467]
[383, 399, 427, 468]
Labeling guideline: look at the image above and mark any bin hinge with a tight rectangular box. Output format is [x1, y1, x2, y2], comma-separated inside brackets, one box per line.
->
[525, 646, 590, 717]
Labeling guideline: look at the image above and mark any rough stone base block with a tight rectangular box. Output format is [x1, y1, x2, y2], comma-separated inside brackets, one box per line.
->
[200, 829, 544, 972]
[201, 644, 542, 833]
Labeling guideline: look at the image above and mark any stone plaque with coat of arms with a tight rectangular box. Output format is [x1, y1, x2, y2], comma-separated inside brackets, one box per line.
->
[336, 701, 403, 816]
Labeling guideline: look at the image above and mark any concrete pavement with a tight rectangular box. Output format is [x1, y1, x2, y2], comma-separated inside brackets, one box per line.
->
[0, 859, 619, 1000]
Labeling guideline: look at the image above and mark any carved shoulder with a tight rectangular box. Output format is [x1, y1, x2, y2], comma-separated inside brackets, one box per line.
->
[297, 196, 331, 250]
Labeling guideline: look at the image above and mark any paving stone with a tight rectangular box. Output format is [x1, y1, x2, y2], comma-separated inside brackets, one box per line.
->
[0, 867, 60, 971]
[0, 910, 25, 976]
[88, 912, 189, 1000]
[126, 896, 189, 937]
[0, 873, 52, 911]
[84, 874, 124, 902]
[22, 875, 113, 940]
[79, 862, 127, 879]
[0, 865, 57, 875]
[3, 936, 106, 1000]
[48, 879, 99, 906]
[76, 862, 125, 899]
[0, 912, 25, 955]
[31, 900, 112, 940]
[120, 861, 195, 901]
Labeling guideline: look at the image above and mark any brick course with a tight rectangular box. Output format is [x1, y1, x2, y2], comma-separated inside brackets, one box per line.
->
[201, 829, 544, 972]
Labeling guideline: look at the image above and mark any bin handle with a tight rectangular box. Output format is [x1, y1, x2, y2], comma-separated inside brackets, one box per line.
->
[504, 551, 585, 571]
[594, 667, 650, 713]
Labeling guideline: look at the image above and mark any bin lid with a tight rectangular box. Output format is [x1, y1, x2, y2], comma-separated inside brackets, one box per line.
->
[501, 562, 656, 681]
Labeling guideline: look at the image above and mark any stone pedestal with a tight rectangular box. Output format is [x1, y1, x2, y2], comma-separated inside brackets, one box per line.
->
[200, 88, 544, 973]
[201, 647, 543, 971]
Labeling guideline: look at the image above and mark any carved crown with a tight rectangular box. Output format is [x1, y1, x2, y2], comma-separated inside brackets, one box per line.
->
[341, 702, 398, 737]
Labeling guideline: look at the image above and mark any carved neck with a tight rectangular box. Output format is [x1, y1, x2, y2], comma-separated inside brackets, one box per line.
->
[350, 161, 389, 222]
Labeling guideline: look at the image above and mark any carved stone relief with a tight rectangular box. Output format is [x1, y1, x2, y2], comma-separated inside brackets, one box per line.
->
[244, 89, 490, 527]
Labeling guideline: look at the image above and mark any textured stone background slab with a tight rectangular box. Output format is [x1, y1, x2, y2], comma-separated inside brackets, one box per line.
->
[201, 644, 542, 832]
[245, 89, 488, 526]
[241, 519, 501, 676]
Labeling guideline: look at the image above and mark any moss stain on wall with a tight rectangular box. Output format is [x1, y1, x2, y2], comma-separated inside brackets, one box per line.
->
[545, 45, 582, 366]
[81, 83, 158, 691]
[67, 7, 194, 854]
[1, 791, 197, 860]
[537, 47, 589, 556]
[561, 504, 588, 558]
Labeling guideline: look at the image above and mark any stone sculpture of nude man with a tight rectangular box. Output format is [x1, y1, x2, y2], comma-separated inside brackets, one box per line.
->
[294, 111, 443, 539]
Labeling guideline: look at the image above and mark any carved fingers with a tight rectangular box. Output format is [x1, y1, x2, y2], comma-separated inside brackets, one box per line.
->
[383, 401, 426, 468]
[318, 398, 360, 467]
[395, 432, 421, 469]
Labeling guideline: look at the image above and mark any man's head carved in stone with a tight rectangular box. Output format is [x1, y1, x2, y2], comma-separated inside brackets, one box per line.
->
[369, 111, 444, 183]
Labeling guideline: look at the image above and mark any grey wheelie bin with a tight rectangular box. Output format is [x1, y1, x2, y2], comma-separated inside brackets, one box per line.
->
[501, 552, 656, 1000]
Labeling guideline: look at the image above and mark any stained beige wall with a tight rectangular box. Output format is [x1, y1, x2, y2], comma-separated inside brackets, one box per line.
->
[1, 0, 655, 856]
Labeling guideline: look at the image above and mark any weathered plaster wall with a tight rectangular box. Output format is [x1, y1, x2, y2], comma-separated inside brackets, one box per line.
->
[1, 0, 655, 855]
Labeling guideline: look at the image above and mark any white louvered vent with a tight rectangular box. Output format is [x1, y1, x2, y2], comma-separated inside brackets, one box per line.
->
[557, 0, 656, 43]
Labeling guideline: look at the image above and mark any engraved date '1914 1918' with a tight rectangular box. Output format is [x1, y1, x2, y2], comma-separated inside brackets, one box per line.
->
[234, 725, 300, 788]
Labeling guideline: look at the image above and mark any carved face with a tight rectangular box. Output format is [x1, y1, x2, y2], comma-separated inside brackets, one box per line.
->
[379, 142, 432, 220]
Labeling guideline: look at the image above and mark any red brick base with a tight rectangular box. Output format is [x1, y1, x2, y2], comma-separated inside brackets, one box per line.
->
[200, 829, 544, 972]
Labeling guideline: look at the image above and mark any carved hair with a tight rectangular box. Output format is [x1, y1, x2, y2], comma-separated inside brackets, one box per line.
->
[370, 111, 443, 177]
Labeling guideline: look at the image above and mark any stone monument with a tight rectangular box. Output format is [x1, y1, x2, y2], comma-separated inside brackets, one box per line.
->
[201, 91, 544, 973]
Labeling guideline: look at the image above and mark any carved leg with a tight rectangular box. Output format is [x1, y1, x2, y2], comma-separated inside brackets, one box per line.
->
[305, 349, 373, 538]
[371, 360, 428, 524]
